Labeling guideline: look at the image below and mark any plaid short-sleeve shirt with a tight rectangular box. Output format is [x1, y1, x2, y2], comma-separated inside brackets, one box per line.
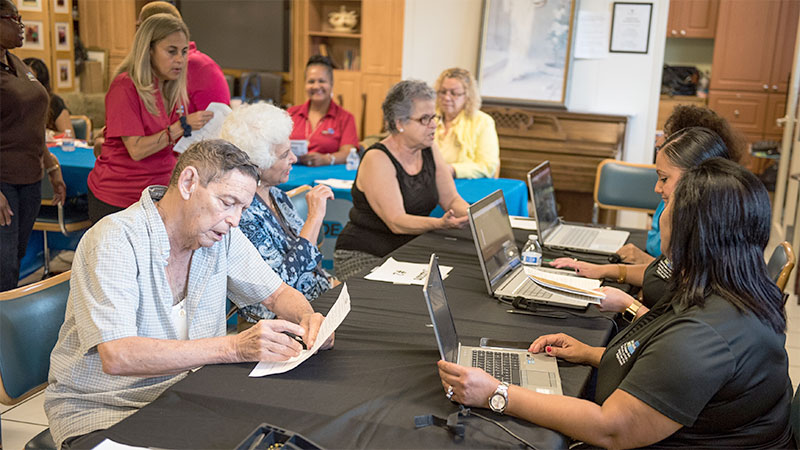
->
[44, 186, 283, 448]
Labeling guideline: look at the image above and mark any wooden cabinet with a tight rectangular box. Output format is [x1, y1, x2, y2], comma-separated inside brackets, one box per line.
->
[708, 91, 768, 135]
[765, 93, 789, 138]
[711, 0, 798, 94]
[12, 0, 76, 93]
[293, 0, 403, 140]
[667, 0, 719, 38]
[657, 95, 707, 130]
[78, 0, 140, 89]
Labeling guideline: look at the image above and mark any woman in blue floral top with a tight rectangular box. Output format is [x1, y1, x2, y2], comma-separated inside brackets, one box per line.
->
[221, 103, 335, 325]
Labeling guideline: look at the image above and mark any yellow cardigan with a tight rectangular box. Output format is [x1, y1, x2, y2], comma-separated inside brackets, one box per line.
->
[435, 109, 500, 179]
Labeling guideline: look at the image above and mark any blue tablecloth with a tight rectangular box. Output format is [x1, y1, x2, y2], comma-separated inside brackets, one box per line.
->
[49, 145, 95, 197]
[279, 164, 528, 216]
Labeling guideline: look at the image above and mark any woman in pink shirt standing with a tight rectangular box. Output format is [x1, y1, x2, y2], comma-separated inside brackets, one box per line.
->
[87, 13, 212, 223]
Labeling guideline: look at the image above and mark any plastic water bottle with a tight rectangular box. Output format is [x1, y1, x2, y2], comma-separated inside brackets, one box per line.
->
[62, 129, 75, 152]
[345, 147, 360, 171]
[521, 234, 542, 266]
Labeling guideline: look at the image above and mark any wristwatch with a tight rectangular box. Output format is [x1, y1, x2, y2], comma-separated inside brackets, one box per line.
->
[622, 299, 642, 322]
[488, 382, 509, 414]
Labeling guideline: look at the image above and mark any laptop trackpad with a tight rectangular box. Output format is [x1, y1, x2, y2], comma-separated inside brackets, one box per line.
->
[526, 370, 555, 387]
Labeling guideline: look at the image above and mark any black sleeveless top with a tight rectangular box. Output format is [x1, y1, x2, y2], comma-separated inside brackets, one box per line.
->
[335, 143, 439, 257]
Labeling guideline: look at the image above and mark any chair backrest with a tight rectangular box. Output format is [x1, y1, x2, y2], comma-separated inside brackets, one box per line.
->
[766, 242, 796, 292]
[240, 72, 282, 105]
[0, 271, 71, 405]
[286, 185, 312, 227]
[69, 115, 92, 141]
[594, 159, 662, 213]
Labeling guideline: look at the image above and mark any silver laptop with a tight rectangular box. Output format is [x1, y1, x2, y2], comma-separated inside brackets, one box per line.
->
[423, 254, 562, 394]
[467, 190, 592, 309]
[528, 161, 629, 255]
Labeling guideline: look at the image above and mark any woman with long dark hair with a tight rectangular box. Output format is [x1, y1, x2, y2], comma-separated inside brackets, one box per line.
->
[438, 158, 793, 448]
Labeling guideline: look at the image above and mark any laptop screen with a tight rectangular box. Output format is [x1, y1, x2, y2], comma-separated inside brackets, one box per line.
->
[527, 162, 560, 244]
[423, 254, 459, 363]
[468, 191, 520, 288]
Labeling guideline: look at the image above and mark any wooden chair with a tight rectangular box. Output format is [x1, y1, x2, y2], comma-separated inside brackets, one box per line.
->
[766, 241, 795, 292]
[69, 114, 92, 141]
[592, 159, 663, 224]
[286, 184, 312, 224]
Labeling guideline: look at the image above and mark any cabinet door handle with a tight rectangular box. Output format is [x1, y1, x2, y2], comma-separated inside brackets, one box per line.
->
[772, 85, 779, 91]
[671, 29, 678, 35]
[734, 109, 740, 117]
[763, 84, 769, 90]
[777, 117, 787, 127]
[680, 29, 686, 35]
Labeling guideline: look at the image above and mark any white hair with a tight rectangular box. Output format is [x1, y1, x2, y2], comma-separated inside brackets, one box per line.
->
[220, 103, 293, 170]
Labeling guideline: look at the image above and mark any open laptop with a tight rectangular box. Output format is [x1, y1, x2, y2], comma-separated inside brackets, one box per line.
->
[423, 254, 562, 394]
[467, 190, 592, 309]
[527, 161, 629, 255]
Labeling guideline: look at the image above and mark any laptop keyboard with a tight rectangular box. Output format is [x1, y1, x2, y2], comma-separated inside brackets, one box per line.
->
[514, 280, 553, 299]
[553, 227, 599, 248]
[471, 350, 521, 386]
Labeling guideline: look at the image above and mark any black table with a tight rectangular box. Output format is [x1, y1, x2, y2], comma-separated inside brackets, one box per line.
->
[98, 228, 641, 449]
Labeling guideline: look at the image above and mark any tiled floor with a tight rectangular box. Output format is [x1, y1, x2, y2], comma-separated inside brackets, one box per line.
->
[2, 251, 799, 449]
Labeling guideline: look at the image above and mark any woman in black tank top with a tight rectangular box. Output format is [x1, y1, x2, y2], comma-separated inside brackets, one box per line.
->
[334, 80, 469, 281]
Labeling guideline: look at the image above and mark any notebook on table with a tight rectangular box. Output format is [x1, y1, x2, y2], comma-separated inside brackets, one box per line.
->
[527, 161, 629, 255]
[467, 190, 595, 309]
[423, 254, 562, 394]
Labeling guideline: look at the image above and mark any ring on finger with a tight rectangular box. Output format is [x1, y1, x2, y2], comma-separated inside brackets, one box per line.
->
[446, 385, 454, 399]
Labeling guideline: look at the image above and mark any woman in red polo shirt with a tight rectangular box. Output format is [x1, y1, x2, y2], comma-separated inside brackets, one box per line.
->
[87, 13, 213, 223]
[288, 55, 358, 166]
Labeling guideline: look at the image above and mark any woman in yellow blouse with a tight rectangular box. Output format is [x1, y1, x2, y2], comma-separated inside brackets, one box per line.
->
[434, 68, 500, 179]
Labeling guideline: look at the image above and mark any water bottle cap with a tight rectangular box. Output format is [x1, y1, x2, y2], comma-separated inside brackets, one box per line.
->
[528, 234, 537, 241]
[349, 147, 357, 154]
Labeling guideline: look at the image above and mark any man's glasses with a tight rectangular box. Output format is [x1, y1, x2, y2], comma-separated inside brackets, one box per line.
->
[0, 14, 22, 24]
[409, 114, 441, 126]
[437, 89, 465, 98]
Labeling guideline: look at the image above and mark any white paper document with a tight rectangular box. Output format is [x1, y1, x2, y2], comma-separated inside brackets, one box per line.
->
[314, 178, 354, 190]
[574, 11, 610, 59]
[524, 266, 604, 302]
[249, 284, 351, 377]
[173, 102, 232, 153]
[509, 215, 537, 231]
[92, 439, 148, 450]
[364, 257, 453, 285]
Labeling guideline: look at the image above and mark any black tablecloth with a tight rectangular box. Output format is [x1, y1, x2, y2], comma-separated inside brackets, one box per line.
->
[99, 228, 643, 449]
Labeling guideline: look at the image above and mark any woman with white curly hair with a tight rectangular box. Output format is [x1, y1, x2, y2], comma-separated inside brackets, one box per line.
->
[221, 103, 335, 327]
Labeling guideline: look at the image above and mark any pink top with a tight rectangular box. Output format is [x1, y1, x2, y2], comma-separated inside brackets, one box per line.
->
[187, 42, 230, 113]
[88, 72, 180, 208]
[288, 100, 358, 154]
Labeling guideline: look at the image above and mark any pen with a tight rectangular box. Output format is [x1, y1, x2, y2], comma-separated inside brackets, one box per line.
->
[242, 311, 307, 349]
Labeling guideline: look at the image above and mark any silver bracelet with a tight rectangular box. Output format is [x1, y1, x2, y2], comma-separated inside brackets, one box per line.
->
[329, 154, 335, 165]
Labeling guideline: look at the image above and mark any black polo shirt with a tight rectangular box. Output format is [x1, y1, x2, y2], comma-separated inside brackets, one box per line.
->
[596, 295, 794, 448]
[641, 255, 672, 308]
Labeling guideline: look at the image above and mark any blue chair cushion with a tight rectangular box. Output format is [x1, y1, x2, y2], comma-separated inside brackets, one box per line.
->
[596, 163, 662, 211]
[70, 118, 89, 140]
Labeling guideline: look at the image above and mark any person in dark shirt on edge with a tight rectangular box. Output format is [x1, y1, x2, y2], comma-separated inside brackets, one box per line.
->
[439, 158, 794, 448]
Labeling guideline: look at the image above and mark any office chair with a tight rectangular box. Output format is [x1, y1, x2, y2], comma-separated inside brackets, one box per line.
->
[33, 174, 92, 278]
[240, 72, 283, 105]
[69, 115, 92, 141]
[766, 241, 795, 292]
[0, 271, 71, 450]
[592, 159, 662, 224]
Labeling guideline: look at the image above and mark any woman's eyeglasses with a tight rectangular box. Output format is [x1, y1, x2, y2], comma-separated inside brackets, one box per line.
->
[1, 14, 22, 24]
[437, 89, 465, 98]
[408, 114, 441, 126]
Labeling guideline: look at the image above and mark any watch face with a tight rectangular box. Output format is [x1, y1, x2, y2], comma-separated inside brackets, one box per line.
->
[490, 393, 506, 410]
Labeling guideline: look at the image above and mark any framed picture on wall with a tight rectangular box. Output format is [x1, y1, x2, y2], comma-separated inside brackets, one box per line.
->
[56, 58, 72, 88]
[609, 2, 653, 54]
[53, 0, 69, 14]
[54, 22, 70, 51]
[18, 0, 42, 12]
[477, 0, 576, 107]
[22, 20, 43, 50]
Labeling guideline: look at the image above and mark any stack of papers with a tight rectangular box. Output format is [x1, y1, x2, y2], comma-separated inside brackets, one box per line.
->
[314, 178, 354, 190]
[509, 216, 537, 231]
[364, 257, 453, 285]
[173, 102, 232, 153]
[523, 267, 604, 301]
[249, 284, 351, 377]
